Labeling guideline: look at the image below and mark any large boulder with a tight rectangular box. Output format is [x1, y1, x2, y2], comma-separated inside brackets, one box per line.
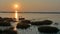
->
[38, 26, 59, 33]
[31, 20, 53, 26]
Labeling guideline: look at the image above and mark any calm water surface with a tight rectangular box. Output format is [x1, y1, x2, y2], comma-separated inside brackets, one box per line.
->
[0, 13, 60, 34]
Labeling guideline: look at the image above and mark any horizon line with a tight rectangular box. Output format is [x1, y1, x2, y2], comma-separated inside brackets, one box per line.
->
[0, 12, 60, 14]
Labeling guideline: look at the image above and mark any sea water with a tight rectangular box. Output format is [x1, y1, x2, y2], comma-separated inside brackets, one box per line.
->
[0, 13, 60, 34]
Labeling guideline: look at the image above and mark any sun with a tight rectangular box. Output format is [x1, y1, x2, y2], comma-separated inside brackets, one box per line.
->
[13, 3, 22, 11]
[14, 4, 18, 9]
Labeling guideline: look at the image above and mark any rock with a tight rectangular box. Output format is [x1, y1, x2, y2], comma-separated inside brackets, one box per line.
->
[3, 27, 17, 34]
[0, 29, 3, 34]
[0, 21, 11, 26]
[54, 23, 59, 25]
[0, 27, 17, 34]
[31, 20, 53, 26]
[31, 21, 42, 25]
[19, 18, 25, 20]
[42, 20, 53, 25]
[21, 20, 31, 24]
[17, 23, 30, 29]
[0, 17, 13, 26]
[38, 26, 59, 33]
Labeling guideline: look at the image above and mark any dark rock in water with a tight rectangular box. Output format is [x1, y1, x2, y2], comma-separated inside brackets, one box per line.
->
[42, 20, 53, 25]
[0, 29, 3, 34]
[38, 26, 59, 33]
[3, 30, 17, 34]
[31, 21, 42, 25]
[19, 18, 25, 20]
[17, 23, 30, 29]
[0, 17, 12, 26]
[19, 17, 31, 24]
[0, 22, 11, 26]
[0, 27, 17, 34]
[31, 20, 53, 26]
[54, 23, 59, 25]
[17, 18, 31, 29]
[21, 20, 31, 24]
[3, 27, 17, 34]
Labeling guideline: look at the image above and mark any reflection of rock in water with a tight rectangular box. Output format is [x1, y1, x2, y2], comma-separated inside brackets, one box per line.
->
[13, 10, 19, 30]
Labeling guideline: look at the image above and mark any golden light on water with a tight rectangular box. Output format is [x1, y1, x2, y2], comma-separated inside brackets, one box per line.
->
[15, 10, 18, 21]
[14, 26, 17, 31]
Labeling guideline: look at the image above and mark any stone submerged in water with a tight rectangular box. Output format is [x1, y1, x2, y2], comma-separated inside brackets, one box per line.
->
[31, 20, 53, 26]
[38, 26, 59, 33]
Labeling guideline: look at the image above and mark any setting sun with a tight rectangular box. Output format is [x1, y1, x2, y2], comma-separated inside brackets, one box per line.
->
[13, 3, 22, 11]
[14, 4, 18, 8]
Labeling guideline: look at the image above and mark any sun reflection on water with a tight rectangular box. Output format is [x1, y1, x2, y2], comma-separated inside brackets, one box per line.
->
[13, 10, 19, 30]
[15, 10, 18, 21]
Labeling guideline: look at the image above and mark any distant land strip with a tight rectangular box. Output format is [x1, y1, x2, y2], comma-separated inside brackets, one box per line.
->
[0, 12, 60, 14]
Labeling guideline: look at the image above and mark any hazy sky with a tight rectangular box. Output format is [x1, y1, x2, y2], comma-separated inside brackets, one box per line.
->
[0, 0, 60, 12]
